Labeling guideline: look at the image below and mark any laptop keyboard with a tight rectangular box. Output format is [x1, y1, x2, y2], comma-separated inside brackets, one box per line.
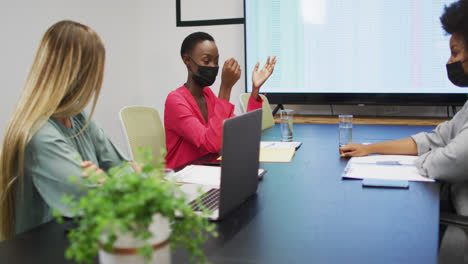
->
[189, 188, 220, 212]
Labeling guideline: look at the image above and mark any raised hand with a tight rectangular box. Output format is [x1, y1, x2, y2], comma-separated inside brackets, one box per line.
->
[219, 58, 241, 101]
[252, 56, 277, 90]
[252, 56, 277, 100]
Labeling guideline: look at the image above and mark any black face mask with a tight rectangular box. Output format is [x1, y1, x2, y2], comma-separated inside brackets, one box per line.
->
[189, 57, 219, 87]
[446, 60, 468, 87]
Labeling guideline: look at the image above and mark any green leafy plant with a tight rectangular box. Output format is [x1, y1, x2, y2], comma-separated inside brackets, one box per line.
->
[54, 147, 217, 263]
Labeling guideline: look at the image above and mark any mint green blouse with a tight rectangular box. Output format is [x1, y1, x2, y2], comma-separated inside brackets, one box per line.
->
[15, 112, 127, 234]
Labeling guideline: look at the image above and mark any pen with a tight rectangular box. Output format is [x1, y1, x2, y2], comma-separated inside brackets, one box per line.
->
[352, 161, 414, 167]
[262, 142, 276, 148]
[376, 161, 401, 166]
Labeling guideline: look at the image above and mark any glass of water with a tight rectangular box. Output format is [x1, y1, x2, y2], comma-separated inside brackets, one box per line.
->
[280, 109, 295, 142]
[339, 114, 353, 147]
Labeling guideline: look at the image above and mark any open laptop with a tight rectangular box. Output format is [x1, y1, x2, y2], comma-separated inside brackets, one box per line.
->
[179, 108, 262, 220]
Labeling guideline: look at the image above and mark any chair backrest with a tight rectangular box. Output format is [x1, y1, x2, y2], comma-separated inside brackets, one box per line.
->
[239, 93, 275, 130]
[119, 106, 166, 164]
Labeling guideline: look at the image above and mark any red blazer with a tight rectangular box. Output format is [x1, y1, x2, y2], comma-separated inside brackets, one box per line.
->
[164, 85, 263, 168]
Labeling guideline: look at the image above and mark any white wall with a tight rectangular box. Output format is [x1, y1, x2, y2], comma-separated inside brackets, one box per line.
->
[0, 0, 456, 158]
[0, 0, 247, 157]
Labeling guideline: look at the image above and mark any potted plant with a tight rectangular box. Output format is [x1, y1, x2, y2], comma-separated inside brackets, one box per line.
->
[54, 148, 217, 264]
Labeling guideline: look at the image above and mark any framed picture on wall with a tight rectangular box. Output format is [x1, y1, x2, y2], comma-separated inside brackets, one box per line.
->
[176, 0, 244, 26]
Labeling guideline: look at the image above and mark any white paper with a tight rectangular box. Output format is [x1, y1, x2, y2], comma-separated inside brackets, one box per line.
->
[343, 155, 435, 182]
[172, 165, 221, 187]
[170, 165, 267, 187]
[260, 141, 302, 149]
[347, 155, 418, 165]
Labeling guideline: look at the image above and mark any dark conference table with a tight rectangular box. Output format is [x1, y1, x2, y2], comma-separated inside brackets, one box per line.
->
[0, 123, 440, 264]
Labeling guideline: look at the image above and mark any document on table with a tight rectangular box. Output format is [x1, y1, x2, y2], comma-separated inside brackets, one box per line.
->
[171, 165, 221, 186]
[217, 141, 301, 163]
[259, 141, 302, 162]
[342, 155, 435, 182]
[171, 165, 266, 186]
[259, 148, 296, 162]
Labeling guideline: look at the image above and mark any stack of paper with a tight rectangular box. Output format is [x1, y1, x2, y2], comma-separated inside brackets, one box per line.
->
[342, 155, 435, 182]
[170, 165, 267, 186]
[171, 165, 221, 186]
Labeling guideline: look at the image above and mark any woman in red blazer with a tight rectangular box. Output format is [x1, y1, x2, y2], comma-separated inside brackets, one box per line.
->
[164, 32, 276, 168]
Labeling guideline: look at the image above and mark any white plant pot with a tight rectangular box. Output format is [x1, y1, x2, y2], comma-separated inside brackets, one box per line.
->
[98, 214, 171, 264]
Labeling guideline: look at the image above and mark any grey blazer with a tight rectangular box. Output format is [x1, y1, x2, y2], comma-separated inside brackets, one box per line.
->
[412, 101, 468, 216]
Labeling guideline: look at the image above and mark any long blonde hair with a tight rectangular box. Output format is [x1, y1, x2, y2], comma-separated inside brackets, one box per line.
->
[0, 20, 106, 239]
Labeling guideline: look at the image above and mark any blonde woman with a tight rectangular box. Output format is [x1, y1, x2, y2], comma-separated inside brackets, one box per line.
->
[0, 21, 127, 239]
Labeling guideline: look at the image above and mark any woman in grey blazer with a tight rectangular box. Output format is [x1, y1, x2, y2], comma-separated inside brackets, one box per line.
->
[341, 0, 468, 216]
[340, 0, 468, 259]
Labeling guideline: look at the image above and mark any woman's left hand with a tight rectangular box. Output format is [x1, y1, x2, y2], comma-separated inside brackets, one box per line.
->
[80, 161, 107, 184]
[128, 161, 143, 173]
[252, 56, 277, 96]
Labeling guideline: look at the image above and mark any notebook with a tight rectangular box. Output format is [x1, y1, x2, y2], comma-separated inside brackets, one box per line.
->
[179, 109, 262, 220]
